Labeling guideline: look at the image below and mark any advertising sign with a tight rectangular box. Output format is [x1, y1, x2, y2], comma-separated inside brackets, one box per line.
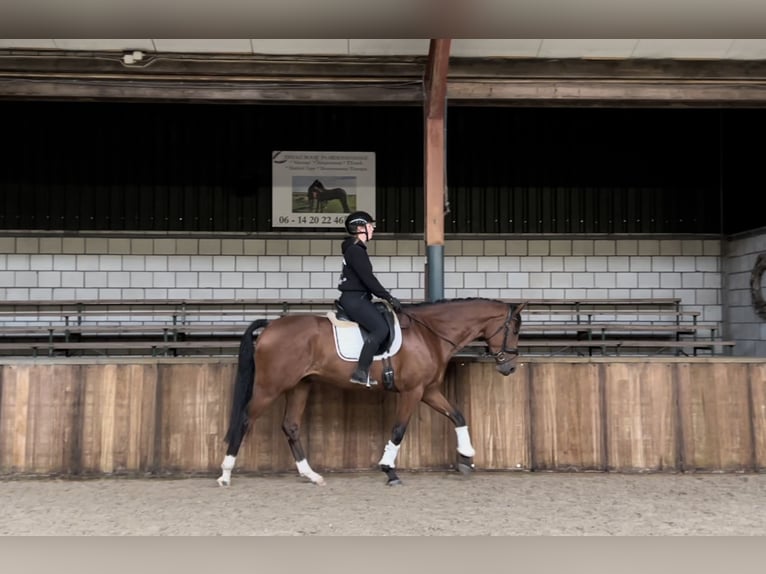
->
[271, 151, 376, 228]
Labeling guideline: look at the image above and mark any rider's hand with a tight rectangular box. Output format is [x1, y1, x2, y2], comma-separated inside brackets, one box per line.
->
[388, 297, 403, 312]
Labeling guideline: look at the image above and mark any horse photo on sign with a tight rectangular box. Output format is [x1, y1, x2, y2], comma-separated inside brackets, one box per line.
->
[306, 179, 352, 213]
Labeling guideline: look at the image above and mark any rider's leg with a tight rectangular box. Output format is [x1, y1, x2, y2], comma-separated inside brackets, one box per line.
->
[340, 294, 388, 385]
[351, 331, 383, 385]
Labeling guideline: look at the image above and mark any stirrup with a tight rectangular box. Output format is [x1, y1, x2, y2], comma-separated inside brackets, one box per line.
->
[350, 370, 378, 388]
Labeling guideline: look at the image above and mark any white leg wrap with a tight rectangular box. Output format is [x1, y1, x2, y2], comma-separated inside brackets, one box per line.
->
[378, 440, 401, 468]
[216, 455, 236, 486]
[296, 459, 326, 485]
[455, 426, 476, 458]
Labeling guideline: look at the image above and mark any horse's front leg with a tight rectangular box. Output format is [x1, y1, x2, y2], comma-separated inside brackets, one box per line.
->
[379, 389, 422, 486]
[421, 387, 476, 475]
[283, 382, 325, 485]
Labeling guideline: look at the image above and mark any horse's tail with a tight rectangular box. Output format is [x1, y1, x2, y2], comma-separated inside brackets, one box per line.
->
[223, 319, 269, 451]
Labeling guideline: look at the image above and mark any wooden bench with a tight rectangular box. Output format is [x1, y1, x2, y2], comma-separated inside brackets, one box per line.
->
[0, 336, 736, 359]
[0, 339, 244, 358]
[0, 329, 737, 359]
[0, 297, 730, 358]
[521, 322, 721, 343]
[462, 338, 736, 358]
[2, 321, 715, 344]
[0, 298, 332, 327]
[518, 339, 735, 357]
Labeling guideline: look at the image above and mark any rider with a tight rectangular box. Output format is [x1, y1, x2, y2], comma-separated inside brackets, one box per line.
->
[338, 211, 403, 386]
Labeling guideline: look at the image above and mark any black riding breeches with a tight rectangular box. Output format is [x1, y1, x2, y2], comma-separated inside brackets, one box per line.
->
[339, 292, 388, 370]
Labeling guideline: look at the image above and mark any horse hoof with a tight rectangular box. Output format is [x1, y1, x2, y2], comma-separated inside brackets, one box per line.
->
[457, 463, 475, 476]
[387, 478, 403, 486]
[302, 473, 326, 486]
[216, 477, 230, 487]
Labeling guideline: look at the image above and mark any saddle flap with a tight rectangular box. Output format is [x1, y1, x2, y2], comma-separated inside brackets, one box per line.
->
[327, 303, 402, 362]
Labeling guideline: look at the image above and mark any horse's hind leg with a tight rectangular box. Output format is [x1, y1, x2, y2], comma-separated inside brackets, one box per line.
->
[218, 385, 279, 487]
[282, 382, 325, 485]
[422, 387, 476, 475]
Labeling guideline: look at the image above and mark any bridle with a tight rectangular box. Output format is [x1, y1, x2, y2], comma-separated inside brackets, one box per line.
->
[483, 304, 521, 364]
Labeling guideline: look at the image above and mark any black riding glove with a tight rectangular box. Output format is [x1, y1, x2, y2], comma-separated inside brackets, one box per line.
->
[388, 297, 403, 312]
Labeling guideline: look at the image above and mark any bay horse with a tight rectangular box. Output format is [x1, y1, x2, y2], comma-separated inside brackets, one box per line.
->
[217, 298, 526, 487]
[307, 179, 351, 213]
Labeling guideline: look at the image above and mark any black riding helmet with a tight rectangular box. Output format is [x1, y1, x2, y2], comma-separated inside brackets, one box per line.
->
[344, 211, 376, 235]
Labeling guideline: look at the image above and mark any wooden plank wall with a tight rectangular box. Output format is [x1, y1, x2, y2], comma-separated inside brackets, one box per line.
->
[1, 358, 766, 477]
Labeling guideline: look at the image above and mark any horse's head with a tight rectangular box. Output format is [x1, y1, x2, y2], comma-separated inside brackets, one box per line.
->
[484, 301, 526, 376]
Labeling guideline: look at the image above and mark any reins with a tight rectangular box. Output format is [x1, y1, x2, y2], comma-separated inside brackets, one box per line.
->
[399, 302, 520, 359]
[399, 309, 460, 349]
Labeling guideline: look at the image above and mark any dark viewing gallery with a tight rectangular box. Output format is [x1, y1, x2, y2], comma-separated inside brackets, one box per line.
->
[2, 101, 764, 236]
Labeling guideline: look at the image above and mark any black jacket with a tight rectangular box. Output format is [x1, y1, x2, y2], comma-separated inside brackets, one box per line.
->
[338, 237, 392, 300]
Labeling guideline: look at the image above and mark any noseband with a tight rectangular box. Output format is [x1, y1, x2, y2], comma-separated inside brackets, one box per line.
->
[484, 304, 520, 364]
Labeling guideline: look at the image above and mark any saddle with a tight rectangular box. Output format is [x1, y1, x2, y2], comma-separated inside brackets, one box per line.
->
[327, 300, 402, 361]
[326, 300, 403, 391]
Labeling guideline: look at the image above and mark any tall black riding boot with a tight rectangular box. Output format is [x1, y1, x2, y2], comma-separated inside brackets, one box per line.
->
[350, 335, 378, 386]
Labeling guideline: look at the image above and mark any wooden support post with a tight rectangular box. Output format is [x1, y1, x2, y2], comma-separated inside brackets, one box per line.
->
[423, 38, 451, 301]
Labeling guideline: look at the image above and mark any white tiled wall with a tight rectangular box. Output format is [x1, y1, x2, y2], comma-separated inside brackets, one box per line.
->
[724, 228, 766, 356]
[0, 235, 724, 324]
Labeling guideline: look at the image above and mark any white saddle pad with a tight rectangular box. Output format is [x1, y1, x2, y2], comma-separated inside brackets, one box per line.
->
[326, 311, 403, 362]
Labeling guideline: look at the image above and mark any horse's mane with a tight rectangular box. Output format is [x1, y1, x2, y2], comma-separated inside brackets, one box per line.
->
[405, 297, 507, 310]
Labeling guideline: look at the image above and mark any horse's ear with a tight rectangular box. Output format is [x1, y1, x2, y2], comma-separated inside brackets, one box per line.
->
[515, 301, 528, 313]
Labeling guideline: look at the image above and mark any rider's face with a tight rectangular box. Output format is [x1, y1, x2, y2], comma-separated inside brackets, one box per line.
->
[357, 222, 375, 241]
